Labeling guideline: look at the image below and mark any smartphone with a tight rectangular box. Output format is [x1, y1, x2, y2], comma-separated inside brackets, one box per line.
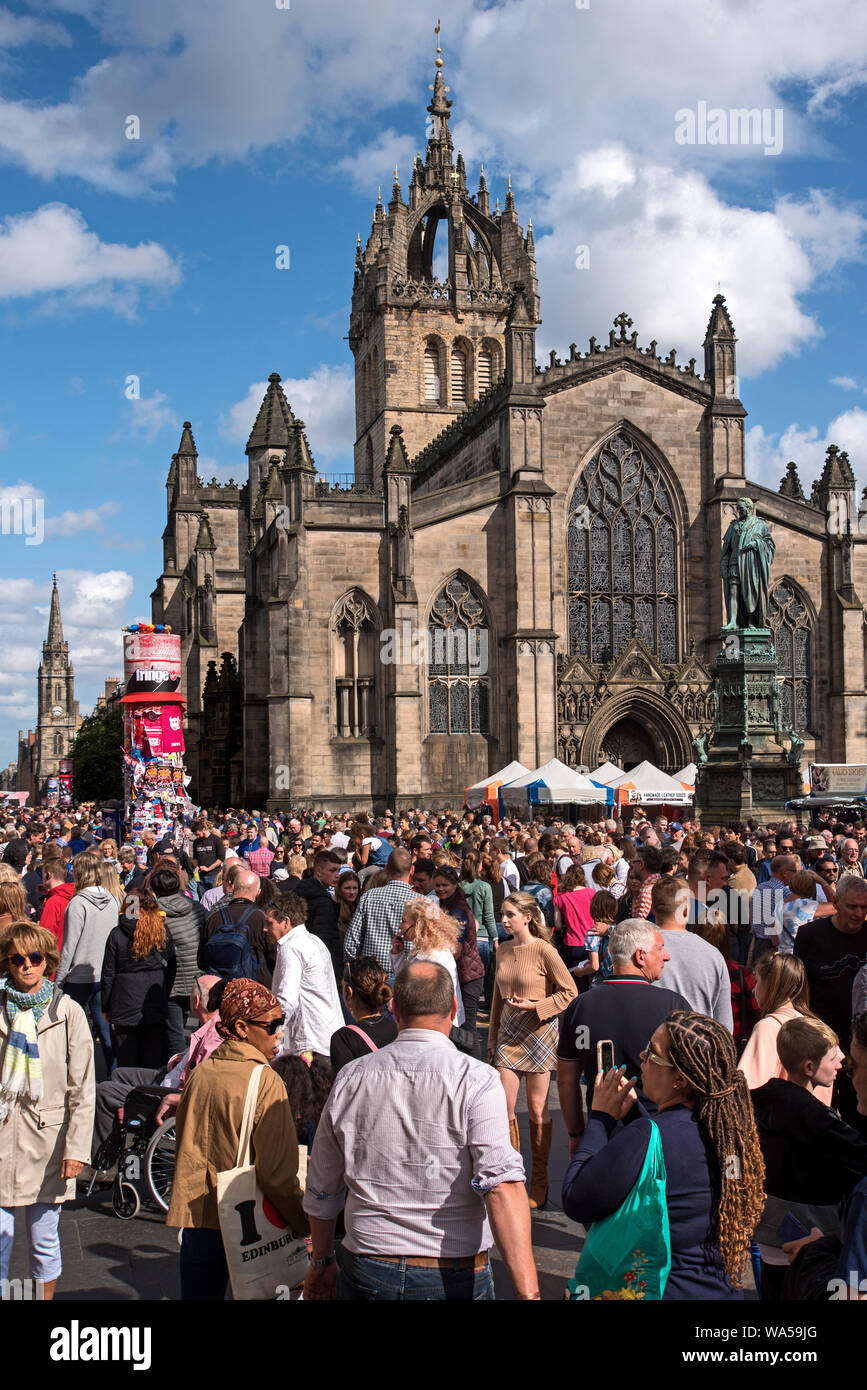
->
[596, 1039, 615, 1073]
[777, 1211, 810, 1245]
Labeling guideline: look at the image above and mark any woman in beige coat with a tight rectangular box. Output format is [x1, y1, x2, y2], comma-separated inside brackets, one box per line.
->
[0, 921, 95, 1298]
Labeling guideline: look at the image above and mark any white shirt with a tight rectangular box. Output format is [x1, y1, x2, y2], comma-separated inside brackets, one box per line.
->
[331, 830, 351, 849]
[271, 923, 344, 1056]
[499, 858, 520, 893]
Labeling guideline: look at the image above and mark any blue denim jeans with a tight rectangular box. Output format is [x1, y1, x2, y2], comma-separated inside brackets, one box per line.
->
[337, 1246, 495, 1301]
[63, 981, 115, 1074]
[179, 1228, 229, 1301]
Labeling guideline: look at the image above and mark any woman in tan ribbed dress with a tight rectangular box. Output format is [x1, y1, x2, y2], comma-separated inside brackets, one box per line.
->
[487, 891, 577, 1210]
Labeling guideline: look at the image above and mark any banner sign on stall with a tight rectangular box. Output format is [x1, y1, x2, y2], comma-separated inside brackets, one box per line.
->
[810, 764, 867, 796]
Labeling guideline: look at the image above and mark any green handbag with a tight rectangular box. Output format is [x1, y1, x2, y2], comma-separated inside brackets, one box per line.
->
[566, 1120, 671, 1301]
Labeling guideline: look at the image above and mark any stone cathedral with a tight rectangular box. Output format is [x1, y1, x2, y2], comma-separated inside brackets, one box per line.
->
[152, 44, 867, 812]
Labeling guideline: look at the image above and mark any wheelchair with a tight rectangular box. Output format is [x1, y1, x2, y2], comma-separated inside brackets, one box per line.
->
[88, 1085, 177, 1220]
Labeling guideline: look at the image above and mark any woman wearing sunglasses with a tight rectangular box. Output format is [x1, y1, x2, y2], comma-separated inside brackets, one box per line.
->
[167, 976, 308, 1300]
[0, 921, 95, 1300]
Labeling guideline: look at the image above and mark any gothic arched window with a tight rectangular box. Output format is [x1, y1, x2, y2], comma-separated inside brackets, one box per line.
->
[428, 577, 489, 734]
[332, 592, 378, 738]
[769, 583, 813, 733]
[55, 684, 63, 702]
[568, 431, 679, 666]
[53, 732, 64, 755]
[450, 343, 468, 405]
[424, 342, 442, 403]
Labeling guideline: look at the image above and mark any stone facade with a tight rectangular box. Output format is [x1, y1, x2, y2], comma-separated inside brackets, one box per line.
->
[152, 50, 867, 811]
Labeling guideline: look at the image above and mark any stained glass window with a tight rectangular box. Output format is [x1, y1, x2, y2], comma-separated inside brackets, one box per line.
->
[428, 577, 490, 734]
[567, 431, 680, 664]
[769, 583, 813, 733]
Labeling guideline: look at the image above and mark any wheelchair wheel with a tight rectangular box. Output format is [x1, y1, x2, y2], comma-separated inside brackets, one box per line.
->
[145, 1117, 176, 1212]
[112, 1180, 140, 1220]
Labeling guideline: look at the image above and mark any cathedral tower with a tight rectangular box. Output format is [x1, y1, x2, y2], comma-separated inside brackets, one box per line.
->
[35, 576, 78, 802]
[348, 25, 540, 484]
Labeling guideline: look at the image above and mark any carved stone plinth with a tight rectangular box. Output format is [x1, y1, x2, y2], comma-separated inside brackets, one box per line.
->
[696, 629, 803, 824]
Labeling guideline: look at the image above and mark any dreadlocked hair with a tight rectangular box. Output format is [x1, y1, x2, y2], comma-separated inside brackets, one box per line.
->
[663, 1011, 765, 1287]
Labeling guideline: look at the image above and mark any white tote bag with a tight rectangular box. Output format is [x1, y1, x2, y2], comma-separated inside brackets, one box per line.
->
[216, 1064, 309, 1300]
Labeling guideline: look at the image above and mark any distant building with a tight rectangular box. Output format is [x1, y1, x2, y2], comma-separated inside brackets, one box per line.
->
[18, 577, 82, 806]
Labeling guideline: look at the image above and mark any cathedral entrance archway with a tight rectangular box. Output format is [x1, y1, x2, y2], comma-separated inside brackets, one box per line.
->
[580, 690, 693, 774]
[599, 718, 657, 772]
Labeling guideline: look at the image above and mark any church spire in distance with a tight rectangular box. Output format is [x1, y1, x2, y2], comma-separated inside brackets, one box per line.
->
[46, 573, 65, 651]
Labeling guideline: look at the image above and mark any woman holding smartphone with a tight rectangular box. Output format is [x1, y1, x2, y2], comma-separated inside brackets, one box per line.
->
[562, 1012, 766, 1298]
[487, 892, 577, 1209]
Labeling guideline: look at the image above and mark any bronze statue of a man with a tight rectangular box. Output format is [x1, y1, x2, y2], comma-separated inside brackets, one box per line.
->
[720, 497, 775, 631]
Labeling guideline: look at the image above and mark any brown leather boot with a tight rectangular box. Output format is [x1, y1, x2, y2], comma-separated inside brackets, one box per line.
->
[509, 1116, 521, 1154]
[527, 1121, 553, 1209]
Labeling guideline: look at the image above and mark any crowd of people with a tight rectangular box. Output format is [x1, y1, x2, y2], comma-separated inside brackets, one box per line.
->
[0, 799, 866, 1302]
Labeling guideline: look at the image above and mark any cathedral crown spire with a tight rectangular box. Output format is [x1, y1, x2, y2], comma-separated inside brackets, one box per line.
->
[425, 19, 454, 187]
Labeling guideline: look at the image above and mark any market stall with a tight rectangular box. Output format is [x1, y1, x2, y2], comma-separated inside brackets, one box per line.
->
[499, 757, 615, 818]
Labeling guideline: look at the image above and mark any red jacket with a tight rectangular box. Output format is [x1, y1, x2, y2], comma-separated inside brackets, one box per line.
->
[40, 881, 74, 952]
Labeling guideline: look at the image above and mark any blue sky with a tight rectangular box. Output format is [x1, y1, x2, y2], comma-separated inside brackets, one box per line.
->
[1, 0, 867, 768]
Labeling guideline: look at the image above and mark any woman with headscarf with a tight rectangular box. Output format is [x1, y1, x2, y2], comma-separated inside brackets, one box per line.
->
[166, 977, 309, 1300]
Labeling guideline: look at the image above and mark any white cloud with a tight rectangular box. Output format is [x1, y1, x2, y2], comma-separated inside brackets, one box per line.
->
[0, 0, 864, 194]
[532, 156, 866, 375]
[831, 376, 859, 390]
[334, 128, 419, 196]
[0, 204, 180, 315]
[219, 364, 355, 469]
[45, 501, 121, 538]
[0, 7, 71, 49]
[115, 391, 180, 444]
[0, 480, 122, 543]
[746, 405, 867, 491]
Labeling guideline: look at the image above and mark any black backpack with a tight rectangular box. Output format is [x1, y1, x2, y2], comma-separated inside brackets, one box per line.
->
[201, 902, 260, 982]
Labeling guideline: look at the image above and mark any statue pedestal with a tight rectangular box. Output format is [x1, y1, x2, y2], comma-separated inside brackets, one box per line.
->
[696, 629, 803, 825]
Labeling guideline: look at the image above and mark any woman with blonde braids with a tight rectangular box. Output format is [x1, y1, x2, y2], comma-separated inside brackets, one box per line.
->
[563, 1010, 765, 1298]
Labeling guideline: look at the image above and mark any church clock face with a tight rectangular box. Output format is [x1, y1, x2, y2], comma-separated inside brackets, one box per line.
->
[52, 705, 64, 717]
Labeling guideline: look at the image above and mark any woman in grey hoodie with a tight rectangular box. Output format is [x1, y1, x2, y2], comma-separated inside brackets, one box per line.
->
[56, 850, 119, 1071]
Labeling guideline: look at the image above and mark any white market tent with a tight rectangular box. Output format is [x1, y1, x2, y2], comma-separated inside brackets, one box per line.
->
[673, 762, 697, 791]
[464, 760, 531, 810]
[606, 759, 694, 805]
[499, 757, 615, 809]
[588, 761, 624, 786]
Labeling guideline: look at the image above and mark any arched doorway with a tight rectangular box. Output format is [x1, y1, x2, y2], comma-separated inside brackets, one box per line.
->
[580, 690, 694, 774]
[599, 718, 657, 772]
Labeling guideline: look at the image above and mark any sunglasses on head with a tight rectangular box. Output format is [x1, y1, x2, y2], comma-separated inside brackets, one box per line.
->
[10, 951, 44, 967]
[242, 1014, 284, 1035]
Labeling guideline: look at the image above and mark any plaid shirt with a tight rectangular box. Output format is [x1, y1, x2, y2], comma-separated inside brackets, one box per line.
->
[245, 845, 274, 878]
[344, 881, 422, 972]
